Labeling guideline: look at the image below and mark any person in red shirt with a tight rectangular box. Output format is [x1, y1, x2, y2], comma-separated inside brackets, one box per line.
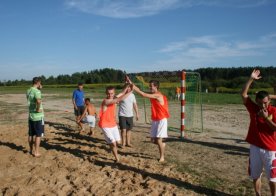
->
[98, 85, 133, 163]
[241, 69, 276, 196]
[126, 76, 169, 162]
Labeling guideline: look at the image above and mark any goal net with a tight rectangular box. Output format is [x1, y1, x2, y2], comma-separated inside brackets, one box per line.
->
[130, 71, 203, 136]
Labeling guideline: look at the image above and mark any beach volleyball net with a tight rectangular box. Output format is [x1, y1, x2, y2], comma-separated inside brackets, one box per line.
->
[130, 71, 203, 136]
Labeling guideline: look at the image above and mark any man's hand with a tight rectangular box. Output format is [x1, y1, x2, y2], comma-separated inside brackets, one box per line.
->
[258, 109, 268, 118]
[251, 69, 262, 80]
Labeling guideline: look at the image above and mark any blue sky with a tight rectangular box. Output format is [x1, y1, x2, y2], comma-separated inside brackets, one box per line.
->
[1, 0, 276, 81]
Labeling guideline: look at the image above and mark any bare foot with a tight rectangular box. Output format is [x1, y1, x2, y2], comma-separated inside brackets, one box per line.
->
[79, 128, 84, 134]
[158, 157, 165, 162]
[33, 153, 41, 158]
[126, 144, 132, 147]
[119, 145, 125, 149]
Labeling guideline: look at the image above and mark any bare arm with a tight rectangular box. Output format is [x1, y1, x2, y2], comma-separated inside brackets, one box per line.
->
[241, 69, 261, 104]
[104, 90, 133, 106]
[259, 109, 276, 131]
[36, 99, 42, 112]
[116, 86, 128, 98]
[269, 95, 276, 99]
[132, 84, 159, 99]
[133, 102, 139, 121]
[78, 107, 88, 122]
[72, 98, 77, 110]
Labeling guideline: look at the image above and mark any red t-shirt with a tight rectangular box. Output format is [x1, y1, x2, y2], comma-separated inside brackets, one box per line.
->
[150, 94, 170, 121]
[245, 97, 276, 150]
[98, 101, 117, 128]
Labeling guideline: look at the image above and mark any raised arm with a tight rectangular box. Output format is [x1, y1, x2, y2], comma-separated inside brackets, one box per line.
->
[241, 69, 262, 104]
[269, 95, 276, 99]
[125, 75, 160, 99]
[104, 90, 133, 106]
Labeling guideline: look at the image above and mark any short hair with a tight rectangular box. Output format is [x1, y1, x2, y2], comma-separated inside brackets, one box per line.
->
[32, 77, 41, 85]
[85, 98, 90, 102]
[149, 80, 160, 89]
[256, 90, 269, 100]
[106, 86, 115, 93]
[78, 82, 83, 86]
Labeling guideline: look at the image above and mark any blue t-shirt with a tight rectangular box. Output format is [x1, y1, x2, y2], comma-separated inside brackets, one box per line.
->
[72, 89, 84, 106]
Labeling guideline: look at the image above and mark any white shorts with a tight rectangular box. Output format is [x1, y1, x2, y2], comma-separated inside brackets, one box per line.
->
[249, 145, 276, 182]
[150, 118, 168, 138]
[101, 126, 121, 144]
[83, 115, 96, 128]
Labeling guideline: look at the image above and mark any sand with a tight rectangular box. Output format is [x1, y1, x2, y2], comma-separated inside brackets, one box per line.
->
[0, 94, 271, 195]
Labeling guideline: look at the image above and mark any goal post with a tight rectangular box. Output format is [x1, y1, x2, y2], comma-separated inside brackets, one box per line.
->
[130, 70, 203, 137]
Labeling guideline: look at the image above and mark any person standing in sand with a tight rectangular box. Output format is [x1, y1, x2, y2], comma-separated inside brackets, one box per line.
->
[98, 85, 133, 162]
[72, 82, 85, 132]
[118, 84, 139, 148]
[241, 69, 276, 196]
[26, 77, 44, 157]
[126, 76, 169, 162]
[78, 98, 97, 136]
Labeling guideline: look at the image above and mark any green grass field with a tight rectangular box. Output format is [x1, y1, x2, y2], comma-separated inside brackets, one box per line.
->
[0, 85, 248, 105]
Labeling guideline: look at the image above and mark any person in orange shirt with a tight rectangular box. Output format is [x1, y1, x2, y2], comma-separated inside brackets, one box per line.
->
[175, 86, 181, 101]
[126, 76, 169, 162]
[98, 85, 133, 162]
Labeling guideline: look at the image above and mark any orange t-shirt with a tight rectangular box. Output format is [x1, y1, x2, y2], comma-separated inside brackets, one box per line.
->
[175, 87, 181, 94]
[98, 101, 117, 128]
[150, 94, 170, 121]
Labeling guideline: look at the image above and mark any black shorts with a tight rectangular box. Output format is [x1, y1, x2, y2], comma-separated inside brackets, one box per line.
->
[119, 116, 134, 130]
[74, 106, 85, 116]
[28, 120, 44, 137]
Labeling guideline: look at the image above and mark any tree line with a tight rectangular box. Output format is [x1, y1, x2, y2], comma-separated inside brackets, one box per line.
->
[0, 68, 126, 86]
[1, 66, 276, 91]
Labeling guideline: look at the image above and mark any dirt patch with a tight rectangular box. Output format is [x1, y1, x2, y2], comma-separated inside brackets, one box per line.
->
[0, 94, 271, 195]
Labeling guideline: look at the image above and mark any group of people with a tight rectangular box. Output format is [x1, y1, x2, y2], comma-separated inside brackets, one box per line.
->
[27, 69, 276, 195]
[27, 76, 170, 163]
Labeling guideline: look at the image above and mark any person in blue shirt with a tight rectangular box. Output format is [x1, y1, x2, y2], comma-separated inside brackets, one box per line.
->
[72, 82, 85, 132]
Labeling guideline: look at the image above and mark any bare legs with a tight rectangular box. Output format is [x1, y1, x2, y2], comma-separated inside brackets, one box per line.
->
[28, 136, 41, 157]
[76, 115, 83, 133]
[253, 178, 261, 196]
[121, 129, 132, 147]
[253, 178, 276, 196]
[88, 127, 95, 136]
[110, 141, 121, 162]
[28, 136, 34, 154]
[269, 181, 276, 196]
[151, 138, 165, 162]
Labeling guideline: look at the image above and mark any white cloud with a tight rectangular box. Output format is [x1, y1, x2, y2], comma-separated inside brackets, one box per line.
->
[64, 0, 273, 18]
[155, 33, 276, 68]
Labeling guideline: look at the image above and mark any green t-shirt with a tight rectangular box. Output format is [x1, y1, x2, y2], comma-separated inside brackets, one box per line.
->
[27, 87, 44, 121]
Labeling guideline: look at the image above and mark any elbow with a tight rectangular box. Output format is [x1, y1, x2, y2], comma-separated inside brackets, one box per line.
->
[241, 92, 247, 99]
[240, 91, 245, 97]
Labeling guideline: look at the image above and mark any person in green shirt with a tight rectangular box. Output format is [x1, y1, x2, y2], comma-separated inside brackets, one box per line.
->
[26, 77, 44, 157]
